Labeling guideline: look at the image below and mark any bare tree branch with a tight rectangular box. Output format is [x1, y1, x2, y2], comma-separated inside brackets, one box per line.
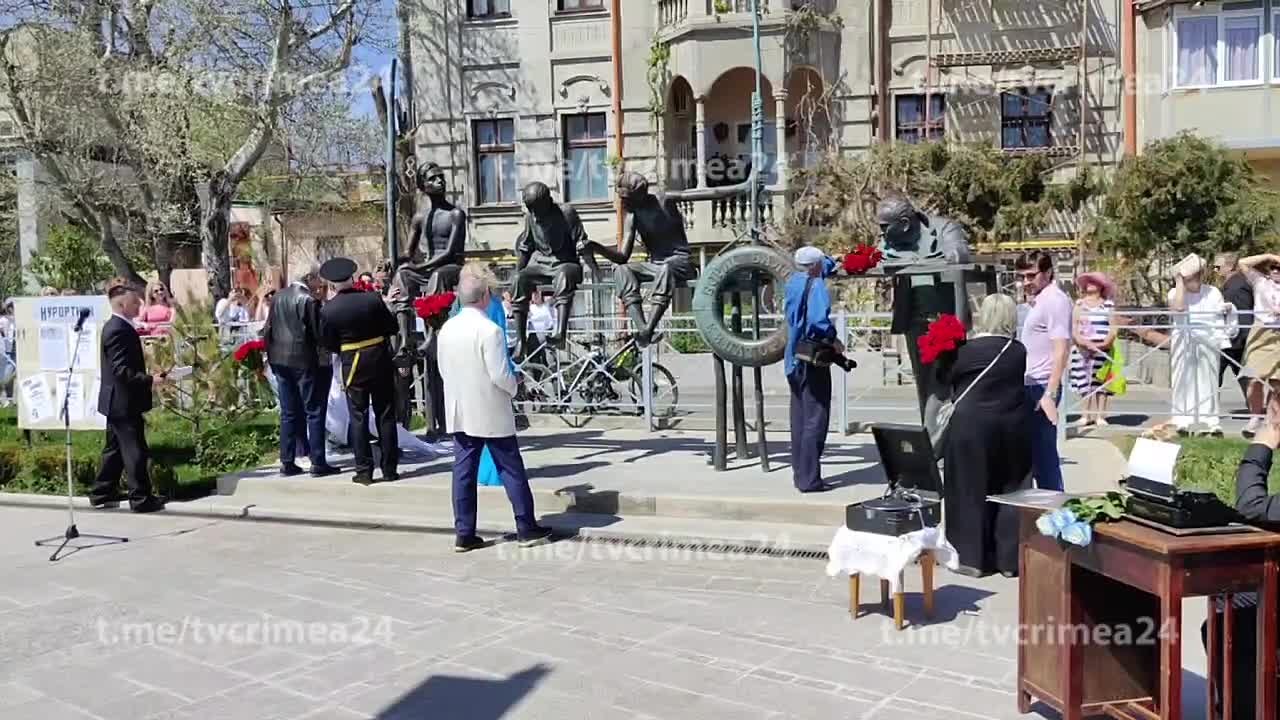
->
[294, 16, 355, 93]
[299, 0, 357, 45]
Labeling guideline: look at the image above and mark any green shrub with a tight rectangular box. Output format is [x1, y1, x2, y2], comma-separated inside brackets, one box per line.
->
[15, 446, 95, 495]
[195, 422, 276, 474]
[665, 317, 710, 354]
[0, 445, 21, 487]
[150, 461, 178, 499]
[0, 410, 277, 500]
[1112, 436, 1280, 506]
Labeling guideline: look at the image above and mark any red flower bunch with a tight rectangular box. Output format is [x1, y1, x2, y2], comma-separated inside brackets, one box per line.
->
[841, 244, 884, 275]
[917, 314, 966, 364]
[413, 292, 456, 321]
[352, 279, 379, 293]
[233, 338, 266, 364]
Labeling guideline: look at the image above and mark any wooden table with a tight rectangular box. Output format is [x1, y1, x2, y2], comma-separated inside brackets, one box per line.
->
[1017, 511, 1280, 720]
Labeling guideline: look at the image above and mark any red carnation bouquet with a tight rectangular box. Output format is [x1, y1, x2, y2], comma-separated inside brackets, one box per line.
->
[414, 291, 457, 328]
[352, 279, 379, 293]
[842, 244, 883, 275]
[233, 338, 267, 372]
[917, 314, 966, 364]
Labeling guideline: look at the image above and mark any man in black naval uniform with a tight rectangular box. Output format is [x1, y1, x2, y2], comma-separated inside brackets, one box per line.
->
[509, 181, 585, 360]
[319, 257, 400, 485]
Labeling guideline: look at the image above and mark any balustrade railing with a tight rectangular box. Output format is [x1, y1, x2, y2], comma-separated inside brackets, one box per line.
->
[709, 0, 770, 13]
[658, 0, 688, 27]
[709, 188, 781, 229]
[674, 198, 696, 230]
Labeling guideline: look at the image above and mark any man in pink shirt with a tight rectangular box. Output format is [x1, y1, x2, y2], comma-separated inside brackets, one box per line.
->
[1017, 251, 1072, 491]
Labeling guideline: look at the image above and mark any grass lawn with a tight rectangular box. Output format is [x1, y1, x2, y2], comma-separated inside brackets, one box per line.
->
[0, 408, 281, 500]
[1110, 435, 1280, 506]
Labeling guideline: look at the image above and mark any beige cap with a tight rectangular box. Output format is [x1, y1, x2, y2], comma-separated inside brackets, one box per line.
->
[1176, 253, 1205, 278]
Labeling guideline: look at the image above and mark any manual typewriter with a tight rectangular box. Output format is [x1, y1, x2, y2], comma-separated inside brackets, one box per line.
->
[846, 424, 942, 536]
[1122, 474, 1242, 530]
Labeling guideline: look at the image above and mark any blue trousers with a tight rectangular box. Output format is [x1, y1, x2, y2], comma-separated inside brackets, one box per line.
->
[451, 433, 537, 539]
[788, 364, 832, 492]
[272, 364, 327, 466]
[1025, 384, 1063, 491]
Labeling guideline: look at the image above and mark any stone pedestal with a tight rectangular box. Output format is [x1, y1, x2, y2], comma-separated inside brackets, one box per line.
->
[879, 263, 999, 436]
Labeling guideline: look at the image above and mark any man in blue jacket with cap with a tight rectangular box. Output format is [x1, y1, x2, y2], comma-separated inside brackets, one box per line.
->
[785, 246, 842, 493]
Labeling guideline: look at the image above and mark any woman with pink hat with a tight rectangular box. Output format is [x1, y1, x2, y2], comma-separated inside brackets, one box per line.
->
[1070, 272, 1118, 426]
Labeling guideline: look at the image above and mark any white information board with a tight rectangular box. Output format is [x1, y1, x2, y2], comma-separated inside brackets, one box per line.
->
[14, 296, 112, 430]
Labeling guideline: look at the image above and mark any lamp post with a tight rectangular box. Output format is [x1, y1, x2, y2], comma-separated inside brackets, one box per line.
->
[385, 58, 400, 269]
[750, 0, 764, 245]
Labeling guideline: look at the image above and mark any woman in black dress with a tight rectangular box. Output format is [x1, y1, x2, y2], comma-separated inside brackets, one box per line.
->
[939, 293, 1033, 577]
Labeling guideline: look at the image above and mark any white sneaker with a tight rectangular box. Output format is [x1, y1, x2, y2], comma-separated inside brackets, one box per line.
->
[1244, 417, 1262, 438]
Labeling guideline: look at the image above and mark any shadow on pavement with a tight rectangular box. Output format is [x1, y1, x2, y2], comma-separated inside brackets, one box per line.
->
[530, 461, 611, 480]
[373, 664, 550, 719]
[552, 484, 622, 515]
[922, 584, 998, 624]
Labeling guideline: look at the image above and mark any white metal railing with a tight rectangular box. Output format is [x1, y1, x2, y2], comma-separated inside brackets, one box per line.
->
[111, 308, 1277, 436]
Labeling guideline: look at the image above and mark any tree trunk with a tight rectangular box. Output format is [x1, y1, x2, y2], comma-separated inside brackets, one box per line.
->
[200, 172, 233, 301]
[396, 135, 415, 249]
[154, 233, 180, 290]
[99, 222, 145, 287]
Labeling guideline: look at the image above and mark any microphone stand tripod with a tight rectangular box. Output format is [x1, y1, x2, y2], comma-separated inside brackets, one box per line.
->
[35, 314, 128, 561]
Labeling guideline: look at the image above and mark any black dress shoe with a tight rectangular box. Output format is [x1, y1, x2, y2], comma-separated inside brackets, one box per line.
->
[281, 463, 304, 476]
[517, 525, 554, 547]
[1001, 570, 1018, 579]
[130, 496, 167, 514]
[310, 464, 342, 478]
[380, 473, 400, 483]
[352, 473, 375, 486]
[91, 492, 125, 509]
[454, 535, 487, 553]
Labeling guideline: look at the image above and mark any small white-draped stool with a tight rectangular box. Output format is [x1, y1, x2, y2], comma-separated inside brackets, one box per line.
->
[825, 525, 960, 630]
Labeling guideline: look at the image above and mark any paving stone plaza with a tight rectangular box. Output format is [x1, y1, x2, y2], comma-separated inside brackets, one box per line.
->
[0, 497, 1215, 720]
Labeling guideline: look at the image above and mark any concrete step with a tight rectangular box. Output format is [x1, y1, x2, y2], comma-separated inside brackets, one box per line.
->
[214, 472, 853, 527]
[0, 492, 836, 555]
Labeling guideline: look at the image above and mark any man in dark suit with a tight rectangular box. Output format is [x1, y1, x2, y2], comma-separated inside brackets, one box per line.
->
[90, 284, 168, 512]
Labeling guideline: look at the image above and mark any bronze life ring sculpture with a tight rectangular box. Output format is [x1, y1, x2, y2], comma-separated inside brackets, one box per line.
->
[691, 245, 795, 368]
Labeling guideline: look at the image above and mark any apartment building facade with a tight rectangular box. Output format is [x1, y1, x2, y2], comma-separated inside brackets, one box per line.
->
[1135, 0, 1280, 185]
[409, 0, 1124, 269]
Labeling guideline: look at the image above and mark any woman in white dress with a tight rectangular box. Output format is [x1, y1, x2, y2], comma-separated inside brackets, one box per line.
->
[1168, 256, 1236, 436]
[324, 356, 452, 459]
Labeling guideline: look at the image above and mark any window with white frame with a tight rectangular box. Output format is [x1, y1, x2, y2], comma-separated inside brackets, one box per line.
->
[563, 113, 608, 202]
[1173, 4, 1263, 88]
[1274, 12, 1280, 81]
[467, 0, 511, 19]
[474, 118, 517, 205]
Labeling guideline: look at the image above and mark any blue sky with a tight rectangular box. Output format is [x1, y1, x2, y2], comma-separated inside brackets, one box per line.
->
[347, 0, 399, 120]
[350, 44, 395, 119]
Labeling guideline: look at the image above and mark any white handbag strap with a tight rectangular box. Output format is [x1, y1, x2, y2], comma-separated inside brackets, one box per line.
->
[952, 338, 1012, 407]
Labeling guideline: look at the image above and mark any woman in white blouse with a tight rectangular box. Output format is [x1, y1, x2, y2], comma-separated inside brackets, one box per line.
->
[1168, 256, 1235, 436]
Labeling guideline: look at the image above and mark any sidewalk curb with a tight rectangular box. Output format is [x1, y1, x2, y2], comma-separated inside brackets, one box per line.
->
[0, 493, 833, 556]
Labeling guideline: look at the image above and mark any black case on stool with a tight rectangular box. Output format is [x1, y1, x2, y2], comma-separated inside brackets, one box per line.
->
[845, 424, 943, 536]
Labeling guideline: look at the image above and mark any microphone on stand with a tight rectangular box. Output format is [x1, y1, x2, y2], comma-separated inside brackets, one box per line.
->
[73, 308, 91, 333]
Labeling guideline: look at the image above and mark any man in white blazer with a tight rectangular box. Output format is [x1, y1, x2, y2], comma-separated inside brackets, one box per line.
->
[437, 267, 553, 552]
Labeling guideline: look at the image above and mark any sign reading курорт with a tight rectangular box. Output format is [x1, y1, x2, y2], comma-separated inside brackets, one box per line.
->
[13, 296, 111, 431]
